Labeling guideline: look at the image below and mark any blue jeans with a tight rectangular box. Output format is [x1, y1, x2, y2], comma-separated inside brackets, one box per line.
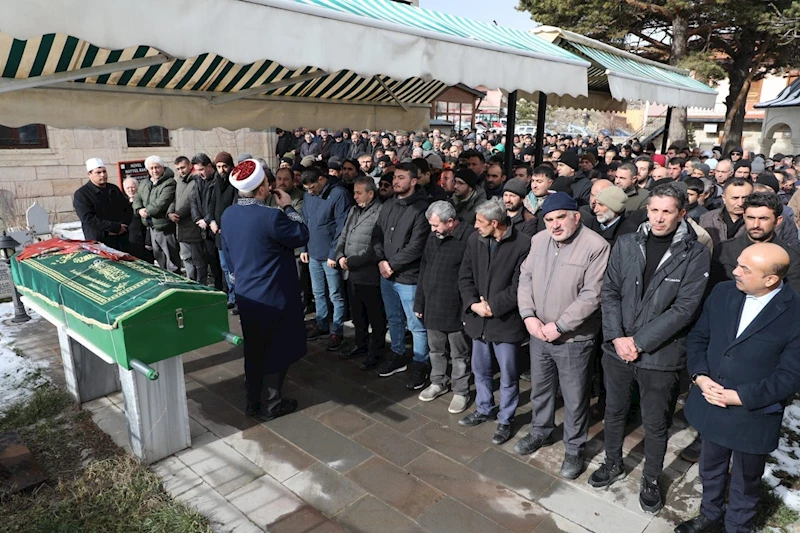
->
[380, 278, 428, 363]
[472, 340, 519, 425]
[219, 249, 235, 305]
[308, 258, 345, 335]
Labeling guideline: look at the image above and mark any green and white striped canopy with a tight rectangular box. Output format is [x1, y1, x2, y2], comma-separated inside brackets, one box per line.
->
[0, 0, 590, 99]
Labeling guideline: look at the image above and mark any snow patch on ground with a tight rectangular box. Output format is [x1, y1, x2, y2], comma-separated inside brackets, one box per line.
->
[0, 302, 48, 413]
[764, 400, 800, 512]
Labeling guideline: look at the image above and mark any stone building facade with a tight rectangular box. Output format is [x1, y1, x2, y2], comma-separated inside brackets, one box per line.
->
[0, 126, 278, 230]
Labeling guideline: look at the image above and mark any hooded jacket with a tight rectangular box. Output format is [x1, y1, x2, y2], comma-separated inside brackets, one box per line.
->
[601, 220, 711, 371]
[209, 171, 238, 248]
[372, 186, 430, 285]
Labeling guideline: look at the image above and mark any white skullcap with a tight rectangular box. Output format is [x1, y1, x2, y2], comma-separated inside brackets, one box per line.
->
[86, 158, 105, 172]
[229, 159, 265, 193]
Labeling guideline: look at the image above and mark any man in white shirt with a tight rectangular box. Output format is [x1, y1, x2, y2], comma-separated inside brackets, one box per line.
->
[680, 243, 800, 533]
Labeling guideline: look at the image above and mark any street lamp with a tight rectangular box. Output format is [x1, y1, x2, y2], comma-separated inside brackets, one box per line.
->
[0, 232, 30, 323]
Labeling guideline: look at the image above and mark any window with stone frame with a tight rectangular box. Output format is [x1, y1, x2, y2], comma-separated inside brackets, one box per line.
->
[126, 126, 170, 148]
[0, 124, 49, 149]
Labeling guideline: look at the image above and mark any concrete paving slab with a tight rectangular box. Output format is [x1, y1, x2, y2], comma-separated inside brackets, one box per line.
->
[151, 456, 203, 498]
[224, 424, 316, 483]
[227, 475, 307, 529]
[468, 448, 557, 501]
[176, 481, 261, 533]
[351, 422, 428, 468]
[415, 496, 509, 533]
[537, 480, 652, 533]
[336, 495, 427, 533]
[177, 432, 264, 496]
[284, 463, 366, 517]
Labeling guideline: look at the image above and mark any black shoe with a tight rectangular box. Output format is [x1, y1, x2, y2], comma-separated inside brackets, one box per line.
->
[245, 401, 261, 417]
[378, 353, 408, 377]
[680, 435, 702, 463]
[588, 460, 626, 488]
[674, 514, 723, 533]
[326, 334, 344, 352]
[513, 434, 553, 455]
[306, 326, 328, 340]
[256, 398, 298, 422]
[458, 410, 495, 427]
[492, 423, 512, 445]
[360, 353, 383, 371]
[520, 370, 531, 382]
[560, 453, 585, 480]
[339, 346, 368, 360]
[227, 302, 235, 310]
[230, 305, 239, 316]
[639, 476, 663, 513]
[406, 360, 430, 390]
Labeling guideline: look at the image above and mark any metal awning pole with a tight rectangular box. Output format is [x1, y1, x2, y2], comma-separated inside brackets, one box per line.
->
[504, 90, 517, 180]
[535, 92, 547, 166]
[661, 106, 673, 153]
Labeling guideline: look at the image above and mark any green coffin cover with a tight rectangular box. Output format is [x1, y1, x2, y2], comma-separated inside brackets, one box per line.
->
[10, 250, 230, 368]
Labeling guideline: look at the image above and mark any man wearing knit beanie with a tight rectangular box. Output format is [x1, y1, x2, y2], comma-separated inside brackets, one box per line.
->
[516, 191, 610, 480]
[556, 152, 591, 206]
[503, 178, 537, 237]
[450, 168, 487, 225]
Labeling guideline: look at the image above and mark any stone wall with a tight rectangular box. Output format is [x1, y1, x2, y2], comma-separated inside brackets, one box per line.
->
[0, 126, 278, 229]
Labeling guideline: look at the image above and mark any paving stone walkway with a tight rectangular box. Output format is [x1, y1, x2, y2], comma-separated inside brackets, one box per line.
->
[20, 314, 705, 533]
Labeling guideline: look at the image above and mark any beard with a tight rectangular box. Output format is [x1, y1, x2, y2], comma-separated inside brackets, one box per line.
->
[595, 210, 617, 224]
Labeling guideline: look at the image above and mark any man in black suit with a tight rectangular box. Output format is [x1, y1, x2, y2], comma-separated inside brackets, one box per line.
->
[678, 243, 800, 533]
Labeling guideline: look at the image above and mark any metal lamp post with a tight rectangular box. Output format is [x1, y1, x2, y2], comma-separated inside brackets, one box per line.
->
[0, 232, 30, 323]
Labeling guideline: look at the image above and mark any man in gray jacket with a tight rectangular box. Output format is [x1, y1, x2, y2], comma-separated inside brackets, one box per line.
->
[335, 176, 385, 370]
[515, 193, 610, 479]
[169, 156, 204, 282]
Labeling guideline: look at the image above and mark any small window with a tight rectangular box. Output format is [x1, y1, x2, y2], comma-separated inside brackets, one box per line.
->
[126, 126, 170, 148]
[0, 124, 49, 149]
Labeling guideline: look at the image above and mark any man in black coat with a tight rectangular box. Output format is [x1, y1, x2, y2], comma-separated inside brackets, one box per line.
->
[190, 153, 223, 290]
[208, 152, 238, 311]
[414, 201, 475, 415]
[711, 191, 800, 290]
[590, 183, 711, 514]
[73, 158, 132, 251]
[457, 198, 530, 446]
[372, 163, 431, 389]
[679, 243, 800, 533]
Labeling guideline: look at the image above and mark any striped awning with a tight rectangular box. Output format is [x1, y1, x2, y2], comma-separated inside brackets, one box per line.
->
[0, 0, 589, 97]
[0, 33, 448, 105]
[533, 27, 718, 110]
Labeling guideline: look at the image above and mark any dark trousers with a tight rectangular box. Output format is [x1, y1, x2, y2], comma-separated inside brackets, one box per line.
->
[349, 282, 386, 353]
[472, 340, 519, 425]
[528, 337, 594, 455]
[602, 352, 680, 480]
[245, 366, 288, 413]
[296, 257, 312, 308]
[202, 237, 223, 290]
[700, 439, 767, 533]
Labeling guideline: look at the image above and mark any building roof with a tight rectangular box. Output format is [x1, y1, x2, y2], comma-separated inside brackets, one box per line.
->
[755, 77, 800, 109]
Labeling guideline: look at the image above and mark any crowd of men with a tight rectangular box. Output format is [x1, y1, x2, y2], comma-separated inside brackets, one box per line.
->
[72, 127, 800, 533]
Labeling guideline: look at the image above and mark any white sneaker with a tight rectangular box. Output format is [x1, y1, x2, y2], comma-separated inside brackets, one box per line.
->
[448, 394, 469, 414]
[418, 383, 449, 402]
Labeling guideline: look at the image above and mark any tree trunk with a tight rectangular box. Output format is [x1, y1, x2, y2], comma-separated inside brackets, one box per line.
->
[721, 34, 770, 154]
[721, 54, 752, 153]
[667, 13, 688, 146]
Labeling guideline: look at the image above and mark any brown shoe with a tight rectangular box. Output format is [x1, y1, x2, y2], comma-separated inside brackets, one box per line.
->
[326, 334, 344, 351]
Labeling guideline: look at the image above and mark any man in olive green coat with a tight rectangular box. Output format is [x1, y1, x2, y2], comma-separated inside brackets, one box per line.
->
[133, 155, 180, 272]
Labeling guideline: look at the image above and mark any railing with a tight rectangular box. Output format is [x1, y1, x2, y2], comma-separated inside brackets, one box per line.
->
[627, 111, 668, 144]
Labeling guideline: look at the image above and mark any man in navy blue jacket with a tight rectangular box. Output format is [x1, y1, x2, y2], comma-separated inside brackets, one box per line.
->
[679, 243, 800, 533]
[221, 159, 309, 422]
[299, 166, 351, 351]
